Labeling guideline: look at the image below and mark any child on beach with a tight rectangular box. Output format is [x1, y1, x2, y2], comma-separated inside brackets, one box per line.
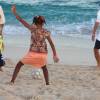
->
[0, 5, 5, 71]
[10, 5, 59, 85]
[92, 8, 100, 67]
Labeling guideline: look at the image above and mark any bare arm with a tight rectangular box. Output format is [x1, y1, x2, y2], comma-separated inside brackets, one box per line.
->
[11, 5, 33, 30]
[47, 35, 59, 62]
[92, 21, 99, 41]
[47, 35, 56, 56]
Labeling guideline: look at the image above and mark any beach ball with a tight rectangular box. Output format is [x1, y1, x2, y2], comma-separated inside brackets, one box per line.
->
[31, 68, 43, 79]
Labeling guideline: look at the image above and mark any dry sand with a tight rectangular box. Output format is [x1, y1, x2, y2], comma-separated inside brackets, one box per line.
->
[0, 36, 99, 100]
[0, 60, 100, 100]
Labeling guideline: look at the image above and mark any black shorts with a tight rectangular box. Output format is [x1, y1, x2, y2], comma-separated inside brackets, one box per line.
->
[94, 39, 100, 49]
[0, 53, 5, 67]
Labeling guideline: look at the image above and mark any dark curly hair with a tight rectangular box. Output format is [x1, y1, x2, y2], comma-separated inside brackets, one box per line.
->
[32, 16, 46, 25]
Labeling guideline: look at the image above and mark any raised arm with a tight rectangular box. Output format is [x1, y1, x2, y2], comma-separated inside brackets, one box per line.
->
[11, 5, 32, 30]
[47, 34, 59, 63]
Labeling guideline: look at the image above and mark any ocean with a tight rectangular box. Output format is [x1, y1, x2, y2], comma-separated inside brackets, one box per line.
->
[0, 0, 100, 38]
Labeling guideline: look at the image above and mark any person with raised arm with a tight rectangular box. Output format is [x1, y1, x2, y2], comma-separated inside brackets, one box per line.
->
[10, 5, 59, 85]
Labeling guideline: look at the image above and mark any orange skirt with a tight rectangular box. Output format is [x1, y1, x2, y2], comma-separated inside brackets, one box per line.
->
[21, 52, 47, 68]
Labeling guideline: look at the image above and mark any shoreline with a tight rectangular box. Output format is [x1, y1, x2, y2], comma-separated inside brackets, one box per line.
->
[0, 35, 99, 100]
[3, 35, 96, 66]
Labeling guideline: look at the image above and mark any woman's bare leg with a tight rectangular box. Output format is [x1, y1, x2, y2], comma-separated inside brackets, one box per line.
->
[41, 65, 49, 85]
[10, 61, 24, 83]
[94, 48, 100, 67]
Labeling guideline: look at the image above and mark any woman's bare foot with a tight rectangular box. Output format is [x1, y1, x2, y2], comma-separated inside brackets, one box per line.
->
[5, 81, 14, 85]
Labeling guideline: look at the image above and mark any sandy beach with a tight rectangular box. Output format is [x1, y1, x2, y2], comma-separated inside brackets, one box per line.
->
[1, 60, 100, 100]
[0, 36, 99, 100]
[1, 0, 100, 99]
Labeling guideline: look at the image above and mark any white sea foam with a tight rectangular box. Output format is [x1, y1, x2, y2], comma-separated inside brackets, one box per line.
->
[3, 20, 93, 39]
[1, 0, 50, 5]
[3, 25, 30, 35]
[1, 0, 99, 7]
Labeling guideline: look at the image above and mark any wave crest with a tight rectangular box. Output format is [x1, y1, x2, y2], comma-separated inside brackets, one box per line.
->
[1, 0, 99, 7]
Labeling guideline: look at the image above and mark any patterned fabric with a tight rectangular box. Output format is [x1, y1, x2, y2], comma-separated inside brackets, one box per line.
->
[14, 16, 50, 67]
[30, 27, 50, 53]
[15, 16, 50, 53]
